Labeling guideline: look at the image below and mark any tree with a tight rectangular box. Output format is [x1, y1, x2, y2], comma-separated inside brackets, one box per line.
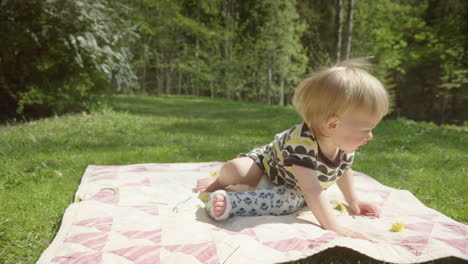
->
[296, 0, 335, 72]
[344, 0, 355, 59]
[353, 0, 467, 124]
[335, 0, 344, 62]
[0, 0, 137, 120]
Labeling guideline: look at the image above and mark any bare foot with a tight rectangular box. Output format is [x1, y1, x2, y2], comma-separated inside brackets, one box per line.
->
[196, 177, 224, 192]
[213, 194, 226, 217]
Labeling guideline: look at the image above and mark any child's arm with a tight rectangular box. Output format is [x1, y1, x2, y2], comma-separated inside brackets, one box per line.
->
[293, 165, 374, 241]
[337, 169, 381, 217]
[336, 168, 359, 204]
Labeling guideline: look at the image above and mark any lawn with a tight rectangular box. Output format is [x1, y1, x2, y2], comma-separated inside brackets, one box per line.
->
[0, 94, 466, 263]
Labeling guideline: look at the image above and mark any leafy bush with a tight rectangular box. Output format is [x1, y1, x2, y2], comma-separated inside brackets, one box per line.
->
[0, 0, 138, 121]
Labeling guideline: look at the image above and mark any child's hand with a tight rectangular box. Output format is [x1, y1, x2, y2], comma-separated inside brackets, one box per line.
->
[333, 226, 376, 243]
[349, 200, 381, 218]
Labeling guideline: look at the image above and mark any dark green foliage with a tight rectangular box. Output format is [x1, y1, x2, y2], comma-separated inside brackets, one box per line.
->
[352, 0, 467, 124]
[126, 0, 307, 105]
[127, 0, 467, 124]
[0, 0, 466, 124]
[0, 0, 137, 121]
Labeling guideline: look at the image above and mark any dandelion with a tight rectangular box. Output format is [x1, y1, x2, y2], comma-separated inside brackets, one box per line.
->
[199, 192, 211, 203]
[333, 200, 346, 213]
[391, 222, 405, 232]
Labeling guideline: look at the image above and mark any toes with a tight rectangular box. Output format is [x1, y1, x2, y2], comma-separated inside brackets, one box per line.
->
[213, 194, 226, 217]
[214, 207, 225, 217]
[214, 194, 225, 203]
[214, 208, 223, 217]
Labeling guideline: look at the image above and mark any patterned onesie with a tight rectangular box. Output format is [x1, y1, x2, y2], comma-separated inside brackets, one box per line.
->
[206, 123, 355, 220]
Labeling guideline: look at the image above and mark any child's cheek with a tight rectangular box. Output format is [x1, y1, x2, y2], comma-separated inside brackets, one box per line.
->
[353, 135, 364, 146]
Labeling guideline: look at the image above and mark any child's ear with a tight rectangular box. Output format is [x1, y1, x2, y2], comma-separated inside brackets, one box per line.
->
[325, 115, 339, 132]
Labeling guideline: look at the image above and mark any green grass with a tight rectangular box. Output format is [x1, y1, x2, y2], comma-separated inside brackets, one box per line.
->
[0, 94, 466, 264]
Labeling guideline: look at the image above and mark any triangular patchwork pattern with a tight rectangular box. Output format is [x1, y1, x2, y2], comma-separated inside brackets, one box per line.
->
[126, 165, 148, 173]
[394, 235, 429, 256]
[88, 166, 119, 182]
[262, 232, 337, 252]
[64, 232, 108, 251]
[120, 229, 162, 244]
[39, 163, 468, 264]
[409, 213, 440, 221]
[405, 222, 434, 235]
[355, 187, 391, 207]
[73, 217, 113, 233]
[165, 242, 220, 264]
[438, 222, 467, 236]
[90, 188, 119, 205]
[212, 227, 257, 241]
[128, 205, 159, 216]
[306, 232, 339, 249]
[110, 245, 161, 264]
[122, 178, 151, 187]
[262, 237, 311, 252]
[433, 237, 468, 255]
[51, 251, 102, 264]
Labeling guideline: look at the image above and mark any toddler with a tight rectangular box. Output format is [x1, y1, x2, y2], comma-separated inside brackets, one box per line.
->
[196, 58, 388, 241]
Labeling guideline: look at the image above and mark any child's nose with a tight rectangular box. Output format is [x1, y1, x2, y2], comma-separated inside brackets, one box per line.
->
[367, 131, 373, 140]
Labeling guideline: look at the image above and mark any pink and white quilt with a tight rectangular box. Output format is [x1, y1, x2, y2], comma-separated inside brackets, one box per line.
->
[37, 162, 467, 264]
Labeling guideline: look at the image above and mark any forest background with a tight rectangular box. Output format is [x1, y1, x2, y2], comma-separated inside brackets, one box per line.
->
[1, 0, 467, 125]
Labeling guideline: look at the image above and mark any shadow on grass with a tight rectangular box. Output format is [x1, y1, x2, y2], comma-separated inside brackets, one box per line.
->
[291, 246, 466, 264]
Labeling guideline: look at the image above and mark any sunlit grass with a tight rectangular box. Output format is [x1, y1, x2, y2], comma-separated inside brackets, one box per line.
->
[0, 94, 466, 263]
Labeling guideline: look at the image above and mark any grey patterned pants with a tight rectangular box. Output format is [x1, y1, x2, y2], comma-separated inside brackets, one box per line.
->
[206, 186, 305, 221]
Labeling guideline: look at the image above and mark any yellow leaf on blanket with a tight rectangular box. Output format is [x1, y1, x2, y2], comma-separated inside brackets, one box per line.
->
[199, 192, 211, 203]
[210, 172, 218, 177]
[74, 196, 83, 203]
[333, 200, 346, 213]
[391, 222, 405, 232]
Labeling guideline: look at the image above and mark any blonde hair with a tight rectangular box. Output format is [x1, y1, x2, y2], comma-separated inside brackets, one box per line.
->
[292, 57, 389, 137]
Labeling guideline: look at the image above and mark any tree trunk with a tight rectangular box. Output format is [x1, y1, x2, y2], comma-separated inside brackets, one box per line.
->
[208, 50, 215, 98]
[177, 71, 182, 94]
[155, 52, 161, 94]
[166, 70, 171, 94]
[279, 70, 284, 106]
[157, 69, 163, 95]
[267, 63, 272, 105]
[439, 93, 448, 124]
[140, 44, 147, 93]
[345, 0, 354, 59]
[181, 74, 187, 95]
[210, 80, 214, 98]
[335, 0, 343, 62]
[195, 0, 200, 96]
[175, 31, 183, 95]
[223, 0, 234, 99]
[190, 74, 194, 95]
[280, 73, 284, 106]
[256, 78, 260, 103]
[279, 55, 291, 106]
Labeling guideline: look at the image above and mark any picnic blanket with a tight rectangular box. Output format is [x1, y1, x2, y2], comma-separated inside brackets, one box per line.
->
[37, 162, 467, 264]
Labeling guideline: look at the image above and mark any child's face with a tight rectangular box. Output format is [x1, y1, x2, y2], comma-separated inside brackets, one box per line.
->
[331, 109, 382, 153]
